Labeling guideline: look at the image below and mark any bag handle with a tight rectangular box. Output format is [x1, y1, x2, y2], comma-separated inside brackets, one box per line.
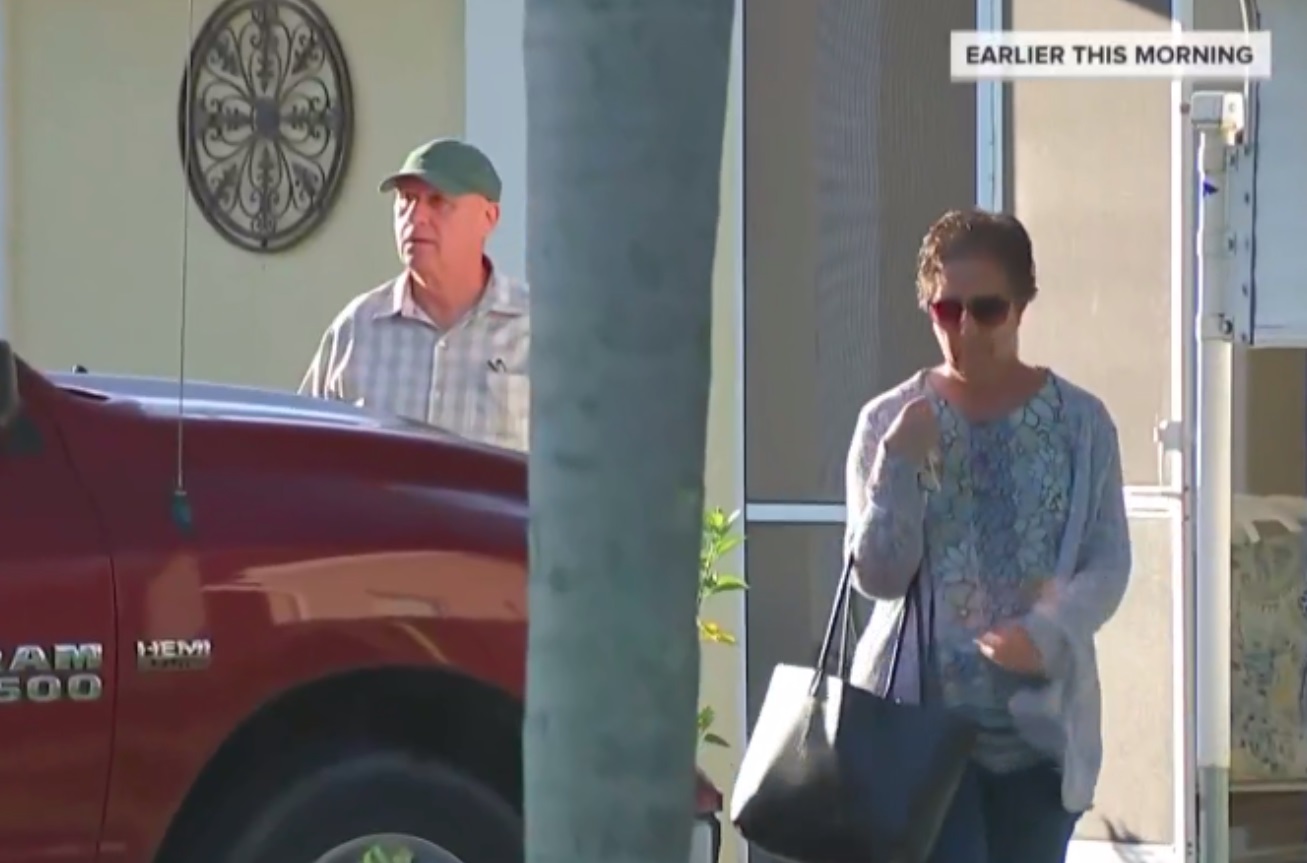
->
[808, 554, 934, 701]
[887, 574, 934, 701]
[808, 554, 855, 696]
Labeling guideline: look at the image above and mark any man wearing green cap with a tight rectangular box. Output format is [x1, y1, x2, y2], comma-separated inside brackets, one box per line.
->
[299, 138, 530, 451]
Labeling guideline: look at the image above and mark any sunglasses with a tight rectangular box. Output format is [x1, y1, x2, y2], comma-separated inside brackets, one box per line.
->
[928, 295, 1013, 328]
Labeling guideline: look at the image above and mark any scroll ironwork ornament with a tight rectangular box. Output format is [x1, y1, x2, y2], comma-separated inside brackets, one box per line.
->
[178, 0, 354, 253]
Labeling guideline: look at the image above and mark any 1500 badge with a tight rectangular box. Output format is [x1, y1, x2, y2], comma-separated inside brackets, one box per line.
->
[0, 643, 103, 703]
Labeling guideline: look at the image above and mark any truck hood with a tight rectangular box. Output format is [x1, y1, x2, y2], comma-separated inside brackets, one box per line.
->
[47, 370, 469, 444]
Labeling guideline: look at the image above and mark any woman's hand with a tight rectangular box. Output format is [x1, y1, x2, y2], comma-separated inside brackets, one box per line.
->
[883, 398, 938, 463]
[975, 622, 1044, 675]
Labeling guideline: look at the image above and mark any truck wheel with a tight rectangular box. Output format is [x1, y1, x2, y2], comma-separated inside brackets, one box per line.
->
[195, 749, 522, 863]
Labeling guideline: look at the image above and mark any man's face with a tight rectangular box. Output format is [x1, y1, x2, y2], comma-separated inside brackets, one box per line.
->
[392, 176, 498, 270]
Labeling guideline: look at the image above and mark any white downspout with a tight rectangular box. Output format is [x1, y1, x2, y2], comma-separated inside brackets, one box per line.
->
[975, 0, 1003, 211]
[1190, 90, 1243, 863]
[464, 0, 527, 279]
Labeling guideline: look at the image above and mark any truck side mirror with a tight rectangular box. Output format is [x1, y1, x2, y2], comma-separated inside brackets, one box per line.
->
[0, 341, 21, 430]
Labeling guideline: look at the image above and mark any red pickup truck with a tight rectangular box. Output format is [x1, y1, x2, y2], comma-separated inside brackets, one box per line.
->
[0, 344, 721, 863]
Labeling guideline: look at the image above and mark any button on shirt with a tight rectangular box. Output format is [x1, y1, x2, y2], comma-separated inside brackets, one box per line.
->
[299, 269, 530, 451]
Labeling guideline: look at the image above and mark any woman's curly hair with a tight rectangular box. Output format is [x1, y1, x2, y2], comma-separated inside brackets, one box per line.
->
[915, 209, 1038, 309]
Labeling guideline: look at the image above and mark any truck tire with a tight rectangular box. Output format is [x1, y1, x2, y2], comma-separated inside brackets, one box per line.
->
[190, 748, 523, 863]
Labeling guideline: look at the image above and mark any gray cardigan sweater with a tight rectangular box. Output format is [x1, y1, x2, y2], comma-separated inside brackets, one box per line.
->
[843, 371, 1132, 813]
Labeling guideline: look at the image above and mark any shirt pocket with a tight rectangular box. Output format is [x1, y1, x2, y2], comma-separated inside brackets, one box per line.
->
[487, 372, 529, 449]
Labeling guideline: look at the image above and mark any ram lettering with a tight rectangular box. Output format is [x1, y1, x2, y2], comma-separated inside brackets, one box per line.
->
[0, 643, 104, 704]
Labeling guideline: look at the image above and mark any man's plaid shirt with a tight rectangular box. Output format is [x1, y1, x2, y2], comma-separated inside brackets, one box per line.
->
[299, 269, 530, 451]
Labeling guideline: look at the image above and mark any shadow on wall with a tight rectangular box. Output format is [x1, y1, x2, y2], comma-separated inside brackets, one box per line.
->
[1104, 822, 1149, 863]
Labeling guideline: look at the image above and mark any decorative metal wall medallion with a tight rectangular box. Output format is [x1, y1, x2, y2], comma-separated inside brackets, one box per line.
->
[179, 0, 354, 253]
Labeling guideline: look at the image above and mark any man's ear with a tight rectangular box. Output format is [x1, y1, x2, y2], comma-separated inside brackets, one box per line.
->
[485, 202, 501, 230]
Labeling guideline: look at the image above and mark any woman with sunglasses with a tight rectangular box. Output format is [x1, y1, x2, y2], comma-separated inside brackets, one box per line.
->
[843, 209, 1131, 863]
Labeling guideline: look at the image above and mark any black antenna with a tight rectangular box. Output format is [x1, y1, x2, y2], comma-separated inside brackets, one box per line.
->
[171, 0, 198, 535]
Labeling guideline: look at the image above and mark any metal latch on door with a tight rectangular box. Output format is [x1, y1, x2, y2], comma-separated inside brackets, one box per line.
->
[1153, 418, 1185, 489]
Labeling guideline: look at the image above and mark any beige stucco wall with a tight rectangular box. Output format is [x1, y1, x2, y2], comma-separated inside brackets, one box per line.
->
[9, 0, 747, 845]
[10, 0, 464, 386]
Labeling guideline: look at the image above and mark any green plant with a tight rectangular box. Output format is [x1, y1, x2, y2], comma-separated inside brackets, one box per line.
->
[360, 844, 413, 863]
[697, 507, 747, 749]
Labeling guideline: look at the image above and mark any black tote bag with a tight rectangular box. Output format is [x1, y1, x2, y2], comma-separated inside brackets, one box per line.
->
[729, 557, 977, 863]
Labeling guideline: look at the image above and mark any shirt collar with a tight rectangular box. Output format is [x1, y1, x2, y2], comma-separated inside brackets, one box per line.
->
[377, 258, 528, 323]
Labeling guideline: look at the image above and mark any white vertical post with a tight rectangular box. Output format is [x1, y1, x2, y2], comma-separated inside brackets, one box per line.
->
[1170, 2, 1198, 858]
[1191, 90, 1242, 863]
[975, 0, 1003, 210]
[465, 0, 528, 280]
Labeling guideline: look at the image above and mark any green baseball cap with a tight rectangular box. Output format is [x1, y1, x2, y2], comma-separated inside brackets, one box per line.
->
[378, 138, 502, 202]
